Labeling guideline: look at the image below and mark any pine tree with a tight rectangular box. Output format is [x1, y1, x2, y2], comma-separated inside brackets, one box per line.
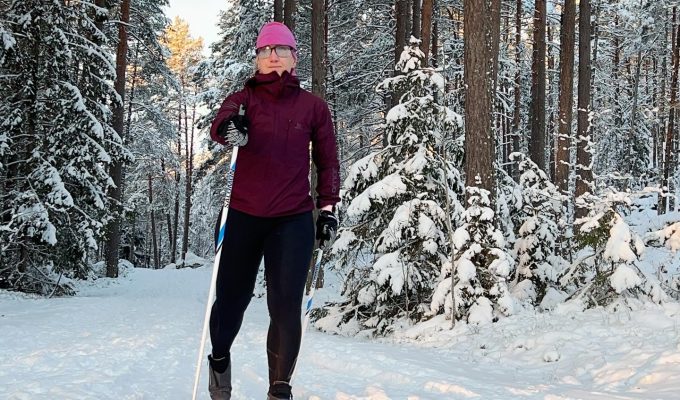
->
[323, 0, 395, 160]
[0, 0, 121, 293]
[120, 0, 173, 267]
[160, 17, 204, 265]
[323, 41, 464, 335]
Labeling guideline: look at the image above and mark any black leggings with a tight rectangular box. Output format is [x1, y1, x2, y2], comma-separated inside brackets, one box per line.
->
[209, 208, 314, 384]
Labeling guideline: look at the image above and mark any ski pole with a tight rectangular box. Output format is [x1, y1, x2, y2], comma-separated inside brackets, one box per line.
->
[191, 109, 243, 400]
[302, 244, 324, 334]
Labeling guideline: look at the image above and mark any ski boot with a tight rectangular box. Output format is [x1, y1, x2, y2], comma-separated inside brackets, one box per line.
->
[267, 381, 293, 399]
[208, 355, 232, 400]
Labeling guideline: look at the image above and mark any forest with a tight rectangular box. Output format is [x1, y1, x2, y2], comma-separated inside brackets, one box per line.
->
[1, 0, 680, 334]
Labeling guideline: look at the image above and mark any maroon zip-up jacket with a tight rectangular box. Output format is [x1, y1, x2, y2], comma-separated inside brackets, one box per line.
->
[210, 71, 340, 217]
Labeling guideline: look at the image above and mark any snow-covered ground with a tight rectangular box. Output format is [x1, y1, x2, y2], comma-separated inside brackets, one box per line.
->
[1, 264, 680, 400]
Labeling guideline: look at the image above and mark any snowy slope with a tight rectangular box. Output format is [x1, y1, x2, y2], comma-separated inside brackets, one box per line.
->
[1, 265, 679, 399]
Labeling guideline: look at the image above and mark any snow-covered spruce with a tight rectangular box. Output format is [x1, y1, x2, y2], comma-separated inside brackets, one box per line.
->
[0, 1, 122, 294]
[319, 39, 464, 336]
[431, 186, 515, 325]
[509, 152, 568, 307]
[561, 191, 660, 307]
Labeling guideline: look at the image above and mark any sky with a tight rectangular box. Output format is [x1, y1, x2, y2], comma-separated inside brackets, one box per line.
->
[164, 0, 228, 52]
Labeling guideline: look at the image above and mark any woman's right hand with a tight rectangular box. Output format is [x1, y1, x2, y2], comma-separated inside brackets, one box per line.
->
[217, 105, 249, 147]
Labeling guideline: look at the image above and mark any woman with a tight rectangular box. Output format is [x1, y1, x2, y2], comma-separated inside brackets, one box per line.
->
[207, 21, 340, 400]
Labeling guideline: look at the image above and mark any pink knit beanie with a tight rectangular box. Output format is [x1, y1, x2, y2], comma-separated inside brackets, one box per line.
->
[256, 22, 297, 50]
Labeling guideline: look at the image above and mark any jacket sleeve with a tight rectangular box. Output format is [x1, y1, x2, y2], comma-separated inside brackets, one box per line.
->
[210, 88, 249, 145]
[311, 99, 341, 209]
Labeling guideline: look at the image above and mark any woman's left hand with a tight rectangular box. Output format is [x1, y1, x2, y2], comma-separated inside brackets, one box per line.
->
[316, 209, 338, 245]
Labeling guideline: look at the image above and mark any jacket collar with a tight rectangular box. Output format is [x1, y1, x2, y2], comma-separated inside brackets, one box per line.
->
[246, 70, 300, 100]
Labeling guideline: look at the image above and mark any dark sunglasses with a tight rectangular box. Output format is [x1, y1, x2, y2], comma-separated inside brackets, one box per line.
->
[256, 45, 294, 59]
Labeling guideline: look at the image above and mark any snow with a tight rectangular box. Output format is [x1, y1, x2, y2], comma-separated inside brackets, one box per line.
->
[456, 258, 477, 281]
[43, 163, 75, 207]
[430, 72, 445, 91]
[467, 297, 493, 325]
[397, 46, 423, 73]
[416, 209, 439, 240]
[177, 251, 208, 268]
[41, 222, 57, 245]
[372, 251, 405, 295]
[604, 214, 639, 263]
[346, 174, 407, 218]
[403, 147, 428, 175]
[2, 266, 680, 399]
[343, 153, 379, 189]
[331, 230, 357, 253]
[540, 287, 569, 310]
[2, 31, 15, 50]
[376, 203, 412, 251]
[645, 221, 680, 252]
[385, 103, 408, 124]
[610, 265, 643, 293]
[430, 276, 452, 314]
[356, 284, 377, 306]
[452, 226, 470, 250]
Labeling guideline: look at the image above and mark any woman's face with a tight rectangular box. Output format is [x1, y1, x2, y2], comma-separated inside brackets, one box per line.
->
[256, 45, 297, 75]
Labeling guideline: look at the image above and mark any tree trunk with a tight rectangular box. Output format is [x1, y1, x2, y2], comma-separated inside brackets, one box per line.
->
[93, 0, 108, 33]
[512, 0, 522, 180]
[555, 0, 576, 195]
[274, 0, 283, 22]
[181, 90, 194, 264]
[126, 41, 140, 141]
[547, 22, 556, 180]
[122, 41, 140, 259]
[104, 0, 130, 278]
[420, 0, 433, 65]
[575, 0, 593, 218]
[160, 158, 173, 265]
[148, 175, 159, 269]
[312, 0, 326, 99]
[412, 0, 421, 39]
[628, 48, 643, 181]
[432, 0, 439, 67]
[590, 0, 601, 150]
[406, 0, 413, 40]
[395, 0, 409, 65]
[284, 0, 296, 32]
[612, 16, 622, 130]
[652, 57, 659, 171]
[490, 0, 501, 93]
[529, 0, 547, 171]
[390, 0, 410, 145]
[658, 11, 669, 213]
[395, 0, 409, 69]
[662, 9, 680, 214]
[307, 0, 328, 292]
[172, 95, 181, 264]
[670, 8, 678, 212]
[464, 0, 495, 194]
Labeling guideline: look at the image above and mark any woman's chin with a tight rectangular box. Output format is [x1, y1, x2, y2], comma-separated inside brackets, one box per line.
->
[264, 67, 288, 75]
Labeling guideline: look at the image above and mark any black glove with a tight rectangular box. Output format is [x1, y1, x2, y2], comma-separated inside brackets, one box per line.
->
[217, 107, 249, 147]
[316, 210, 338, 245]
